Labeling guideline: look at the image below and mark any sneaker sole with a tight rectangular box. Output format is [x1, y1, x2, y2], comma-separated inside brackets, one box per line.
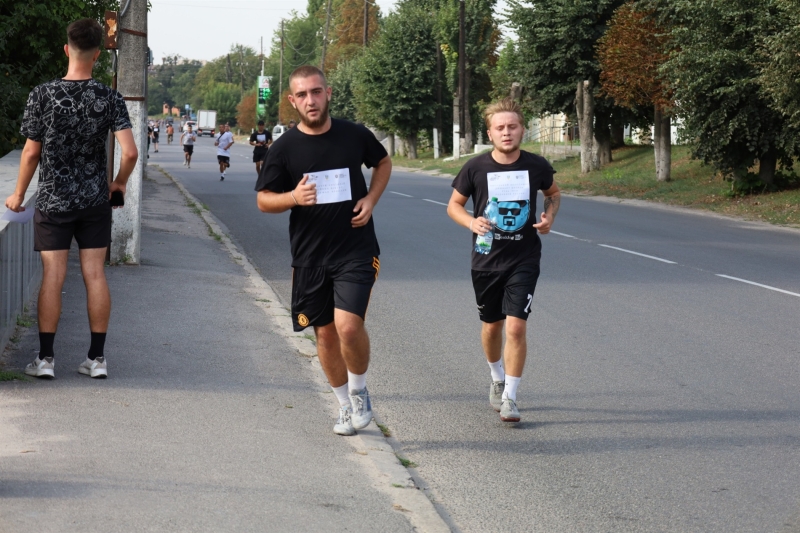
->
[334, 427, 356, 436]
[500, 415, 520, 422]
[351, 414, 372, 430]
[78, 368, 108, 379]
[25, 369, 54, 379]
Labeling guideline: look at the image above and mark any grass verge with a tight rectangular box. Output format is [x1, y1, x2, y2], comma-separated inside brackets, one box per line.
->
[0, 370, 30, 382]
[393, 144, 800, 227]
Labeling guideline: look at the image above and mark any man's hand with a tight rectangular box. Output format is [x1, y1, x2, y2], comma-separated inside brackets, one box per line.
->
[109, 181, 127, 209]
[352, 196, 376, 227]
[293, 175, 317, 206]
[4, 192, 25, 213]
[471, 216, 492, 236]
[532, 212, 552, 234]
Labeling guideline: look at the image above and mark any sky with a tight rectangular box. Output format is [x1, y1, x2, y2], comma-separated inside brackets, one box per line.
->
[148, 0, 510, 65]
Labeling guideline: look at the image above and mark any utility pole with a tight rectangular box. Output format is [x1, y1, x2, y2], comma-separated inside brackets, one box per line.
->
[279, 19, 284, 123]
[458, 0, 466, 156]
[321, 0, 332, 71]
[112, 0, 147, 264]
[363, 0, 369, 46]
[435, 42, 442, 158]
[260, 36, 264, 76]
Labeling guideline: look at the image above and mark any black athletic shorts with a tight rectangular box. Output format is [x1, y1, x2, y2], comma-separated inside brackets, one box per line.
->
[183, 145, 193, 154]
[291, 256, 381, 331]
[217, 155, 230, 165]
[471, 263, 540, 323]
[252, 149, 267, 163]
[34, 204, 112, 251]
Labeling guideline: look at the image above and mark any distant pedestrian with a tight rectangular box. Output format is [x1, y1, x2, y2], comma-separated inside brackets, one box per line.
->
[288, 119, 296, 129]
[215, 123, 234, 181]
[147, 122, 153, 157]
[180, 123, 196, 168]
[249, 120, 272, 175]
[152, 122, 160, 152]
[4, 18, 138, 379]
[166, 123, 174, 144]
[256, 65, 392, 436]
[447, 98, 561, 423]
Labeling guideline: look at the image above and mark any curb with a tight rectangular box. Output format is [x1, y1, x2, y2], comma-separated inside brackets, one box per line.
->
[151, 164, 455, 533]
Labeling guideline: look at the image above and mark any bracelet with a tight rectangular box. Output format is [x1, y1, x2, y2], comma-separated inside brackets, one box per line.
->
[290, 190, 299, 205]
[469, 220, 474, 232]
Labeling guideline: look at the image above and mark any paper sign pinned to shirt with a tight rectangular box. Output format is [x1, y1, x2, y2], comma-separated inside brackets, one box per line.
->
[306, 168, 352, 205]
[487, 171, 530, 202]
[1, 208, 35, 224]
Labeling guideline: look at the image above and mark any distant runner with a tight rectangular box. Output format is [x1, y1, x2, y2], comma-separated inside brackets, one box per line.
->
[215, 123, 234, 181]
[255, 65, 392, 436]
[447, 98, 561, 423]
[180, 123, 197, 168]
[166, 123, 174, 144]
[152, 122, 160, 153]
[249, 120, 272, 176]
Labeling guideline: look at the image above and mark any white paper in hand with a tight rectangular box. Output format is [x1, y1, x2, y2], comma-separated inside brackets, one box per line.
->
[1, 208, 35, 223]
[306, 168, 352, 205]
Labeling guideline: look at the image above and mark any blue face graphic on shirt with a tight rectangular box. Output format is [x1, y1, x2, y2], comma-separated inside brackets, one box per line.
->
[496, 200, 530, 232]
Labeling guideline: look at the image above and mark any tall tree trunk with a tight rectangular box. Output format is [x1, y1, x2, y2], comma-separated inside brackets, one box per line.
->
[758, 150, 777, 185]
[406, 133, 418, 160]
[654, 106, 672, 182]
[594, 110, 612, 166]
[575, 80, 596, 174]
[464, 67, 473, 154]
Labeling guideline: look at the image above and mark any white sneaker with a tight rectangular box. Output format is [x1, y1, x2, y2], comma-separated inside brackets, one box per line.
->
[183, 160, 187, 166]
[78, 356, 107, 379]
[349, 387, 373, 429]
[333, 406, 356, 436]
[25, 356, 54, 379]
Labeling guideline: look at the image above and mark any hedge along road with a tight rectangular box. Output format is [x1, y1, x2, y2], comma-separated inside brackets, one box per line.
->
[152, 137, 800, 533]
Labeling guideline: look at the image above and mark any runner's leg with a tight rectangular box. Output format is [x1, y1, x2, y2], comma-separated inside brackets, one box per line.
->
[314, 322, 348, 388]
[80, 247, 111, 333]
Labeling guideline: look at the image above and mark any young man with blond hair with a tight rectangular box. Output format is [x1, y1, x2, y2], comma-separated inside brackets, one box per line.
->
[256, 65, 392, 436]
[447, 98, 561, 422]
[4, 18, 138, 379]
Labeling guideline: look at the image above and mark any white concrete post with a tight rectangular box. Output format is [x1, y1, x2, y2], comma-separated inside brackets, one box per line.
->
[433, 128, 439, 159]
[112, 0, 147, 264]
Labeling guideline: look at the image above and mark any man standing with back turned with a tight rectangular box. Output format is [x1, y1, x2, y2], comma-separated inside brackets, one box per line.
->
[4, 18, 138, 379]
[256, 65, 391, 436]
[447, 98, 561, 422]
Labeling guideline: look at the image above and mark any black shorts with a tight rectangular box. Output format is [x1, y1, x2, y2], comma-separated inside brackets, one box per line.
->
[252, 149, 267, 163]
[291, 257, 380, 331]
[471, 263, 540, 323]
[183, 145, 194, 154]
[217, 156, 230, 165]
[34, 204, 112, 251]
[152, 134, 159, 142]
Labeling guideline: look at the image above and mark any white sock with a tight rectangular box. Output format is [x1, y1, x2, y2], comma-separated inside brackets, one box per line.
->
[347, 370, 367, 393]
[332, 383, 351, 408]
[488, 360, 505, 382]
[502, 375, 521, 401]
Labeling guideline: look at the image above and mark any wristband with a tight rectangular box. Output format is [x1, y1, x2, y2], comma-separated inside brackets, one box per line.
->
[290, 190, 299, 205]
[469, 220, 474, 233]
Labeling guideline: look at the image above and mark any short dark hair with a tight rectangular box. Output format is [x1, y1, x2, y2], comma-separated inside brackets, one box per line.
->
[288, 65, 327, 88]
[67, 18, 103, 52]
[257, 120, 265, 125]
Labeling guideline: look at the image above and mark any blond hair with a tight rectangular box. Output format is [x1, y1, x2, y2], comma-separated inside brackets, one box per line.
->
[483, 98, 525, 129]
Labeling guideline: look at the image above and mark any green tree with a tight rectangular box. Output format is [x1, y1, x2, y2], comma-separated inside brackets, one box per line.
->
[353, 2, 438, 158]
[203, 82, 241, 126]
[659, 0, 800, 189]
[506, 0, 630, 169]
[759, 0, 800, 131]
[0, 0, 115, 156]
[329, 56, 360, 122]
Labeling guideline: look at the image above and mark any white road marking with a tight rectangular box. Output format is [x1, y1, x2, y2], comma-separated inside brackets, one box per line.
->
[598, 244, 676, 264]
[716, 275, 800, 298]
[423, 199, 448, 206]
[550, 230, 576, 238]
[390, 191, 413, 197]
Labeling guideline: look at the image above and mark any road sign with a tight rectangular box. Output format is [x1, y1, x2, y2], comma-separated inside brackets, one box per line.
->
[256, 76, 270, 120]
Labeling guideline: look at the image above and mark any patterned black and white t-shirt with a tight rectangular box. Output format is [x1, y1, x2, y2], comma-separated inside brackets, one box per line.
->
[20, 79, 132, 213]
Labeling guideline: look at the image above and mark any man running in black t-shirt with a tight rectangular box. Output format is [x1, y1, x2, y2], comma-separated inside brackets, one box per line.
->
[447, 98, 561, 423]
[249, 120, 272, 176]
[4, 18, 138, 379]
[256, 65, 392, 436]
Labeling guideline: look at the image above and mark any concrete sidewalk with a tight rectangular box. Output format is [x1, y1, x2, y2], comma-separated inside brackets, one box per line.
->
[0, 167, 448, 532]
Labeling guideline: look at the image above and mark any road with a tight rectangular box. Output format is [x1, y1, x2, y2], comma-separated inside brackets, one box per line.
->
[150, 136, 800, 532]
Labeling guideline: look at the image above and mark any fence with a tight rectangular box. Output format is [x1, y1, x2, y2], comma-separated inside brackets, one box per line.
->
[0, 150, 41, 352]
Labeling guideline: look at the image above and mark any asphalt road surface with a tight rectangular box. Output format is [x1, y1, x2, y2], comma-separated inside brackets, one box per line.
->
[150, 136, 800, 532]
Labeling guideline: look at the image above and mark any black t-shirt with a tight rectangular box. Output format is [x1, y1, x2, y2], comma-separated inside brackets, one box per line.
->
[255, 118, 388, 267]
[250, 130, 272, 154]
[452, 150, 555, 271]
[20, 78, 132, 213]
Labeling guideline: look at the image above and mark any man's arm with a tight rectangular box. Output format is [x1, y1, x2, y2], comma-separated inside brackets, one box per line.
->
[257, 175, 317, 213]
[109, 128, 139, 202]
[4, 139, 42, 212]
[532, 182, 561, 234]
[352, 155, 391, 227]
[447, 189, 491, 236]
